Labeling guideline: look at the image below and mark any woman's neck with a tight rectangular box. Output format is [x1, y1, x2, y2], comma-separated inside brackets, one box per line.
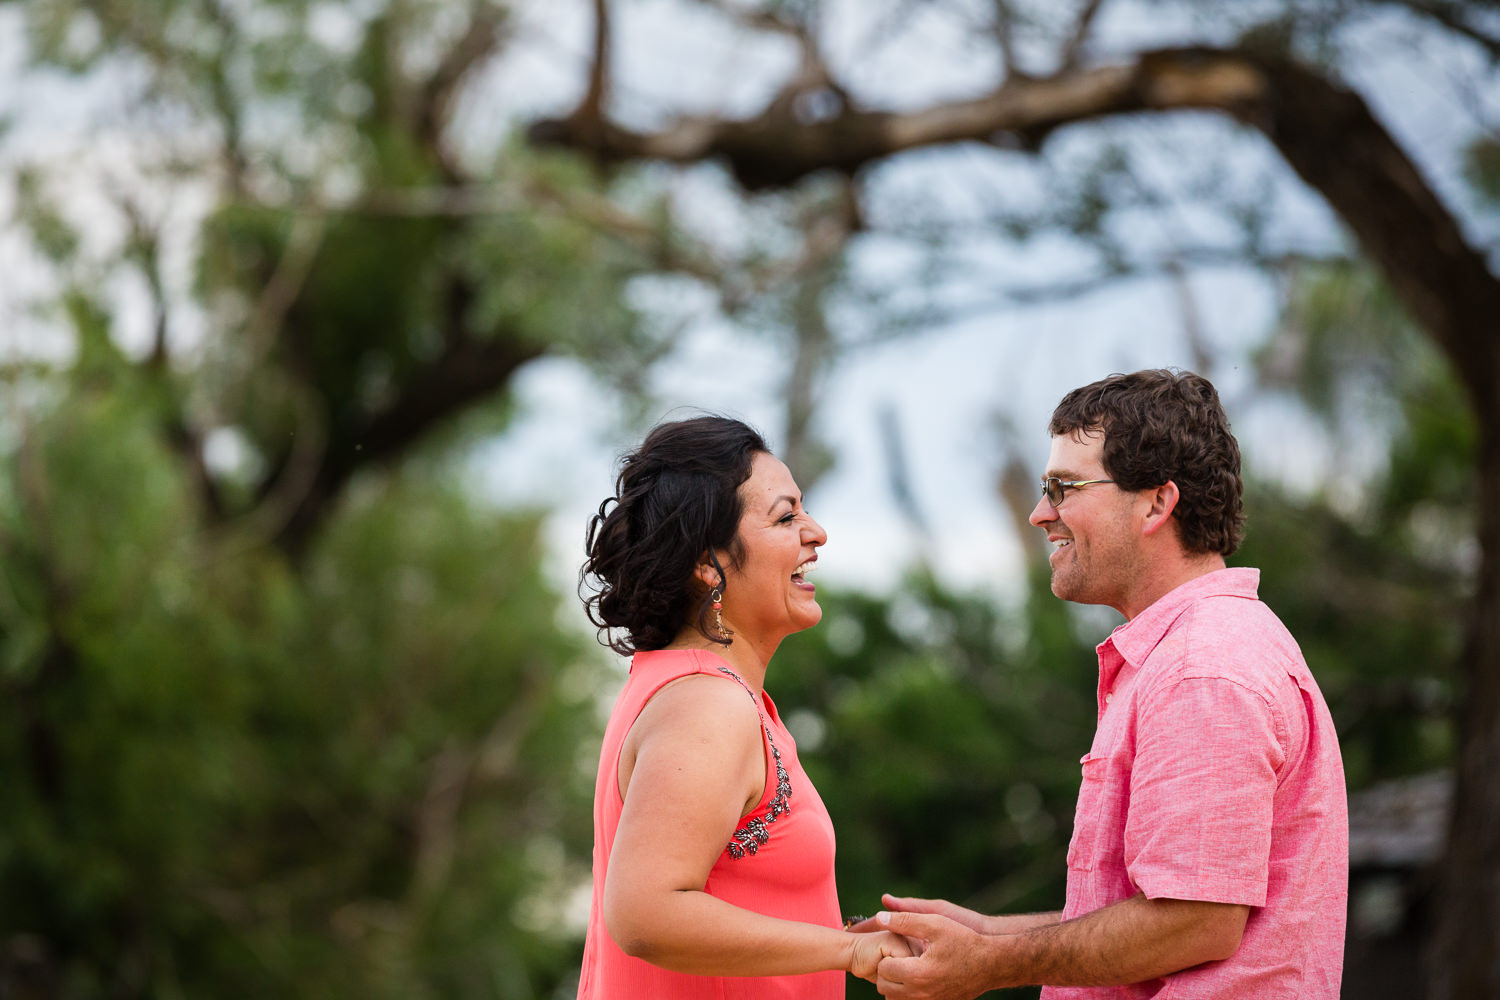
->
[665, 630, 776, 695]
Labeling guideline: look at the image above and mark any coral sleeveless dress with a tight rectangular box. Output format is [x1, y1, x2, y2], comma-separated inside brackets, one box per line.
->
[577, 648, 844, 1000]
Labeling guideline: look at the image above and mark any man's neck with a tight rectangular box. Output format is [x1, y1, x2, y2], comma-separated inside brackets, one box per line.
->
[1119, 553, 1228, 621]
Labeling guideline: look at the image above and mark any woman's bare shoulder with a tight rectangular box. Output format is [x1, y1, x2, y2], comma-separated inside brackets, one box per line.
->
[636, 668, 761, 738]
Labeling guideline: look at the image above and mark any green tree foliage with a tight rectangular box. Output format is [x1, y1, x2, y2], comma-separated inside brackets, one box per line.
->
[0, 356, 603, 998]
[1244, 261, 1474, 789]
[770, 571, 1100, 999]
[3, 1, 663, 994]
[11, 0, 668, 554]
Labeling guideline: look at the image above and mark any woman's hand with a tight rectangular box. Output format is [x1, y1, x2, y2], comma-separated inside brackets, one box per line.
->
[847, 930, 914, 982]
[878, 894, 993, 933]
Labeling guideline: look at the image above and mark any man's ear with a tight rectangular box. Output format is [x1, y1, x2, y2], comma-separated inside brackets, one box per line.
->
[1141, 481, 1181, 537]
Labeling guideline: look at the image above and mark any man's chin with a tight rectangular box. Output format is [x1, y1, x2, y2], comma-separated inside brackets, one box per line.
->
[1050, 575, 1087, 605]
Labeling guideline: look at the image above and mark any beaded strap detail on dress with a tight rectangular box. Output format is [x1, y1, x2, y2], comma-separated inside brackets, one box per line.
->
[715, 665, 793, 859]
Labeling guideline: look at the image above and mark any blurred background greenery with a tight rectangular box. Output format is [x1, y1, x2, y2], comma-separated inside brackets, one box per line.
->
[2, 0, 1497, 997]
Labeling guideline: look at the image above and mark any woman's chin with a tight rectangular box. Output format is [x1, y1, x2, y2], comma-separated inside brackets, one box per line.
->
[791, 602, 823, 631]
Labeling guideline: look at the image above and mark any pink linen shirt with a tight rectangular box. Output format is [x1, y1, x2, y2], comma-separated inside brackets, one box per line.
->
[1042, 568, 1347, 1000]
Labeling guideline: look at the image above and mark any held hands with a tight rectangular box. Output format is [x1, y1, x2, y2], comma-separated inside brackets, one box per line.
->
[871, 910, 992, 1000]
[847, 929, 914, 982]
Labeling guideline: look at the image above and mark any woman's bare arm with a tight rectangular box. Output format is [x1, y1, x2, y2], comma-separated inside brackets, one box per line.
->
[603, 674, 908, 979]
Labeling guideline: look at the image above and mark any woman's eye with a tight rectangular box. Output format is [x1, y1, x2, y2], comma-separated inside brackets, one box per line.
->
[779, 512, 797, 524]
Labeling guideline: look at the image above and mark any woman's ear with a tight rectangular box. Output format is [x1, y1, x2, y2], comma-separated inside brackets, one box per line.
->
[1141, 481, 1181, 537]
[692, 551, 722, 591]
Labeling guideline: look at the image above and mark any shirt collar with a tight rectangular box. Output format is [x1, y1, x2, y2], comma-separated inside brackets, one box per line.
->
[1097, 567, 1261, 688]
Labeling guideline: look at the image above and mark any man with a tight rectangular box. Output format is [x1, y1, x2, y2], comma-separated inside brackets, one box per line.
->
[872, 370, 1347, 999]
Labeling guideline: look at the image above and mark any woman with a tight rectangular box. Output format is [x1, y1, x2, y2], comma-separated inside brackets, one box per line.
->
[577, 416, 908, 999]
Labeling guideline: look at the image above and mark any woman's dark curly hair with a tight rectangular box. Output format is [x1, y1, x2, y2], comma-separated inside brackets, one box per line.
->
[581, 416, 769, 655]
[1050, 369, 1245, 556]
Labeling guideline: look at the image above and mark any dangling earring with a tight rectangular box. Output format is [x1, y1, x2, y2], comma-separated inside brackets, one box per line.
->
[710, 587, 730, 641]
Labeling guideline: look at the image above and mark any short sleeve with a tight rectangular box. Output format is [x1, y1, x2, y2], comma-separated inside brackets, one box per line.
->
[1125, 675, 1284, 906]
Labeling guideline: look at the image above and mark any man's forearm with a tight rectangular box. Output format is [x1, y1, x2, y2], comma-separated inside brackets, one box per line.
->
[983, 911, 1063, 936]
[976, 895, 1247, 989]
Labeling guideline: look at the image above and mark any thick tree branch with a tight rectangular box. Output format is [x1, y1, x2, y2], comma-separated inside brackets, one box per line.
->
[353, 336, 544, 468]
[528, 48, 1271, 188]
[270, 331, 546, 555]
[530, 44, 1500, 388]
[1243, 52, 1500, 402]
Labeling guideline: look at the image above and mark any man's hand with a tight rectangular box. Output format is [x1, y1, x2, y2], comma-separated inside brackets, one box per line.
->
[874, 910, 997, 1000]
[848, 930, 914, 982]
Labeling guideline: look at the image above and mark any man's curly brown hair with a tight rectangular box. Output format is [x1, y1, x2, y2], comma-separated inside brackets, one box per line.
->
[1049, 369, 1245, 556]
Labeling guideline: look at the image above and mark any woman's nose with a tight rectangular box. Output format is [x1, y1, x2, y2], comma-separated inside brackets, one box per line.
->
[806, 515, 828, 545]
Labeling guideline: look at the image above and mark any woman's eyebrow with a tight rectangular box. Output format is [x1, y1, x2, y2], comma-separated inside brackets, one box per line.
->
[766, 494, 799, 514]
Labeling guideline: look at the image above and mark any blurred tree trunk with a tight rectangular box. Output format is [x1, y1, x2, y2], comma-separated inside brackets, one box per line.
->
[1440, 408, 1500, 998]
[1255, 56, 1500, 998]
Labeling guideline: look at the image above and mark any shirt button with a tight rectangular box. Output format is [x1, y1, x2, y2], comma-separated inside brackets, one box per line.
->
[1104, 692, 1113, 704]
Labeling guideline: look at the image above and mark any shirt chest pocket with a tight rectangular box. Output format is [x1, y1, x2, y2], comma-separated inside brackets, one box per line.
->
[1066, 752, 1128, 872]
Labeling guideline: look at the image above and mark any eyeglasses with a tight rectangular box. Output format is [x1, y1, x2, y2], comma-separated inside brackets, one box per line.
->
[1040, 477, 1115, 507]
